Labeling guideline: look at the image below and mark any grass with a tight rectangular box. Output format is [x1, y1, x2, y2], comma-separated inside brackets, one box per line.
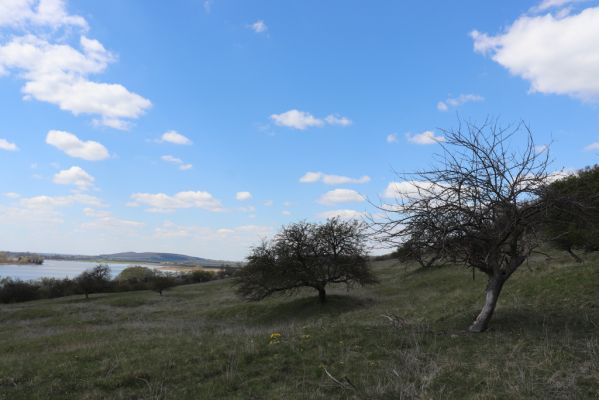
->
[1, 253, 598, 399]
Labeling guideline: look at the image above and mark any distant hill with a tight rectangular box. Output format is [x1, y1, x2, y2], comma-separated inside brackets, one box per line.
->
[96, 252, 235, 267]
[35, 251, 240, 268]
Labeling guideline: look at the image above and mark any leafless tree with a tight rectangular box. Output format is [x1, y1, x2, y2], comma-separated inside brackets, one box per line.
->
[371, 120, 555, 332]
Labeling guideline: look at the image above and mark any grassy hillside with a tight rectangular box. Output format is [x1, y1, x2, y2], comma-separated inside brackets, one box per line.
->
[1, 254, 598, 399]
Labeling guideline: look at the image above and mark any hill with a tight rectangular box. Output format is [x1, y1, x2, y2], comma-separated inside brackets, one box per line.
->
[0, 254, 598, 399]
[96, 252, 236, 267]
[35, 251, 239, 268]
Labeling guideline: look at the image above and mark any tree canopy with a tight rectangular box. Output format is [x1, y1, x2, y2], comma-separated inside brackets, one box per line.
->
[235, 217, 377, 304]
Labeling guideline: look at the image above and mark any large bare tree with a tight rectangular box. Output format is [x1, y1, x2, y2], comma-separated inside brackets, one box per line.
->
[372, 120, 555, 332]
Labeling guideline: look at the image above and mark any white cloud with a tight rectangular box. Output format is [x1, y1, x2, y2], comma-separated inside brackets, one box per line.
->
[324, 114, 353, 126]
[318, 189, 365, 205]
[406, 130, 445, 145]
[203, 0, 213, 13]
[0, 138, 18, 151]
[0, 35, 151, 128]
[271, 109, 324, 130]
[161, 155, 182, 164]
[46, 130, 109, 161]
[531, 0, 583, 12]
[81, 208, 143, 231]
[236, 191, 253, 201]
[270, 109, 352, 130]
[19, 193, 105, 209]
[437, 94, 484, 111]
[249, 20, 268, 33]
[129, 191, 223, 213]
[161, 154, 193, 171]
[282, 210, 291, 216]
[584, 142, 599, 151]
[154, 222, 272, 248]
[53, 166, 94, 190]
[160, 130, 192, 145]
[318, 209, 365, 220]
[0, 0, 88, 29]
[300, 171, 370, 185]
[4, 192, 20, 199]
[386, 133, 398, 143]
[263, 200, 273, 207]
[535, 144, 549, 153]
[471, 6, 599, 101]
[383, 181, 440, 199]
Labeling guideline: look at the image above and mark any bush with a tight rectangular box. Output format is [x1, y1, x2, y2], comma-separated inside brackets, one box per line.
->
[0, 278, 40, 303]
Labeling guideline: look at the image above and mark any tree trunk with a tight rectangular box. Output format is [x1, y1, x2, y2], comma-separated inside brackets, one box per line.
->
[567, 247, 583, 263]
[317, 287, 327, 304]
[85, 292, 89, 300]
[469, 273, 506, 333]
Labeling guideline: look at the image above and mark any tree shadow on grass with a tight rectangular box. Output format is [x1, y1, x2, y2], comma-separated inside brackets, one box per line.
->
[488, 307, 599, 335]
[250, 294, 376, 325]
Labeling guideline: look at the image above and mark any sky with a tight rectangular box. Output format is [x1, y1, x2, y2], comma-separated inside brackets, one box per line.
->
[1, 0, 599, 260]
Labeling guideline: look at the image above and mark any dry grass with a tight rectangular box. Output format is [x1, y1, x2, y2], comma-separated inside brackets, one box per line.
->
[1, 253, 598, 399]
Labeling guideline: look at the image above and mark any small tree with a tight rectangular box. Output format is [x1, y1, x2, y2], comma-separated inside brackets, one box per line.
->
[235, 218, 377, 304]
[151, 273, 176, 296]
[76, 265, 112, 299]
[372, 120, 559, 332]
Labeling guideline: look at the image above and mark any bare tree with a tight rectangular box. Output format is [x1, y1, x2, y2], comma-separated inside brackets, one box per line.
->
[372, 120, 555, 332]
[235, 218, 377, 304]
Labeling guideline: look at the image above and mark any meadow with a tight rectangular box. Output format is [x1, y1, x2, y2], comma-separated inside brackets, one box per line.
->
[0, 253, 598, 399]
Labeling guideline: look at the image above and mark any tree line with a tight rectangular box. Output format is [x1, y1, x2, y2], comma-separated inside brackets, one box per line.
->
[0, 265, 235, 303]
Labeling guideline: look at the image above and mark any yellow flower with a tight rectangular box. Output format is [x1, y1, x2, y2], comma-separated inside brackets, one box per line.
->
[269, 332, 282, 344]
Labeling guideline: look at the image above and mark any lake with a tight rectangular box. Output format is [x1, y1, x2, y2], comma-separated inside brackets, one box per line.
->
[0, 260, 158, 281]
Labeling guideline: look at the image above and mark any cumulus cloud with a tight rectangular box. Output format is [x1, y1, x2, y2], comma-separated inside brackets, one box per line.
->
[318, 189, 365, 205]
[471, 6, 599, 101]
[386, 133, 398, 143]
[0, 0, 88, 29]
[406, 130, 445, 145]
[129, 191, 223, 213]
[0, 35, 151, 129]
[0, 138, 18, 151]
[300, 172, 370, 185]
[161, 155, 193, 171]
[236, 191, 253, 201]
[46, 130, 109, 160]
[437, 94, 484, 111]
[159, 130, 192, 145]
[249, 20, 268, 33]
[324, 114, 353, 126]
[53, 166, 94, 190]
[270, 109, 352, 130]
[318, 209, 365, 220]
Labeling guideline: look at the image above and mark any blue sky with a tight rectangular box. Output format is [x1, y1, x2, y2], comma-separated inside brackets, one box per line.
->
[1, 0, 599, 260]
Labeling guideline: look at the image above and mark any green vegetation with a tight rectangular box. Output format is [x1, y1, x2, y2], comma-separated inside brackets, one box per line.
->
[0, 252, 43, 265]
[0, 266, 220, 304]
[1, 254, 598, 399]
[235, 218, 376, 304]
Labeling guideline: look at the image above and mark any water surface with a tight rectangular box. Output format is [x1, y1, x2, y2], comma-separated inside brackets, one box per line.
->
[0, 260, 157, 281]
